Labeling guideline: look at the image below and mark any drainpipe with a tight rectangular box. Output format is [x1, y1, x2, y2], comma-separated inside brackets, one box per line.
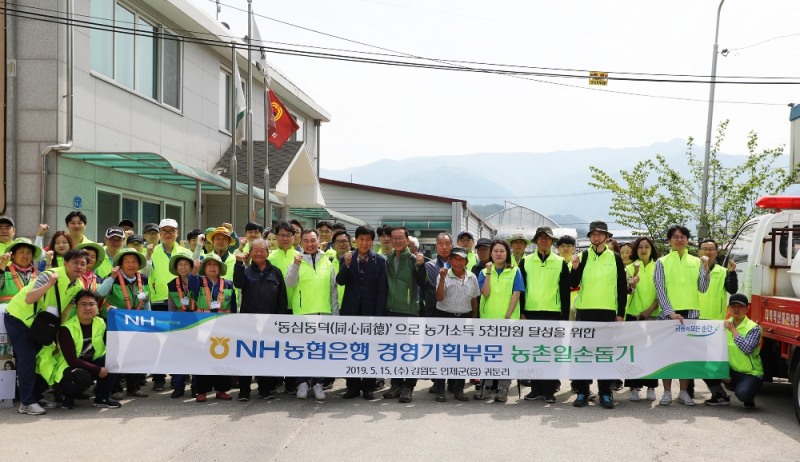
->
[40, 0, 74, 224]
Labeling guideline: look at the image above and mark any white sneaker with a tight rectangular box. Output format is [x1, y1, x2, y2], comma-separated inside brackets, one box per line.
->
[296, 382, 309, 399]
[659, 391, 672, 406]
[629, 388, 641, 402]
[312, 383, 326, 400]
[19, 403, 47, 415]
[646, 388, 657, 401]
[677, 390, 695, 406]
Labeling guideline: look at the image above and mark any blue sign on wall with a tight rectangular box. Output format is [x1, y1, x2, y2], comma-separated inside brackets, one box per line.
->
[73, 196, 83, 209]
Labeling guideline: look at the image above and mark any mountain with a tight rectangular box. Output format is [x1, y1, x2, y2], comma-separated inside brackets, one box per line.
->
[321, 139, 793, 228]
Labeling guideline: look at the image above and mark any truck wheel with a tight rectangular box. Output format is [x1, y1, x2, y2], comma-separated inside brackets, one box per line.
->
[794, 363, 800, 424]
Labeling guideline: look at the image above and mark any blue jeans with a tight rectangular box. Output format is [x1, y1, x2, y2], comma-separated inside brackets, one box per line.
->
[705, 370, 763, 403]
[4, 313, 45, 405]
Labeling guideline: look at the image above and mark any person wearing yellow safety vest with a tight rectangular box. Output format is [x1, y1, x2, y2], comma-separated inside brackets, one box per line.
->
[329, 229, 351, 307]
[4, 249, 88, 415]
[569, 221, 627, 410]
[519, 226, 570, 404]
[697, 239, 738, 321]
[95, 226, 126, 279]
[508, 233, 529, 268]
[285, 229, 338, 401]
[53, 290, 120, 410]
[316, 220, 336, 259]
[74, 242, 105, 292]
[336, 225, 387, 400]
[0, 238, 41, 305]
[188, 253, 236, 403]
[556, 235, 579, 321]
[703, 293, 763, 408]
[0, 215, 17, 255]
[64, 211, 92, 246]
[270, 221, 299, 305]
[126, 234, 146, 256]
[375, 224, 393, 256]
[39, 230, 72, 272]
[623, 236, 661, 402]
[145, 218, 191, 392]
[654, 224, 711, 407]
[457, 231, 478, 272]
[477, 239, 524, 403]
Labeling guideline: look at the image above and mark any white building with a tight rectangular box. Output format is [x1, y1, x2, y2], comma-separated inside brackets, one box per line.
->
[6, 0, 329, 239]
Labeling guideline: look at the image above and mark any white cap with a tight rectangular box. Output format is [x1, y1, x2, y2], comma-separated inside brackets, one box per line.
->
[159, 218, 179, 229]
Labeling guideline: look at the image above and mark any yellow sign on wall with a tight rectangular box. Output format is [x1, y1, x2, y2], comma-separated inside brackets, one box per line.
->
[589, 71, 608, 86]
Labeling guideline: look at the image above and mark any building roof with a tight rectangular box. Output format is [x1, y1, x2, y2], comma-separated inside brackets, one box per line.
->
[319, 178, 467, 205]
[214, 141, 303, 189]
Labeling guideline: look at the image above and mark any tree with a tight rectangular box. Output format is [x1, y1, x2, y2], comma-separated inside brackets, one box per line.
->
[589, 120, 800, 249]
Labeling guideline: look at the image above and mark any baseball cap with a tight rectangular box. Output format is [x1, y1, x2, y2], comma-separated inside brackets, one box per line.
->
[450, 246, 468, 259]
[118, 219, 135, 229]
[105, 227, 125, 239]
[457, 231, 474, 240]
[0, 216, 15, 227]
[729, 293, 749, 306]
[143, 223, 159, 233]
[127, 234, 145, 245]
[475, 238, 492, 248]
[159, 218, 178, 229]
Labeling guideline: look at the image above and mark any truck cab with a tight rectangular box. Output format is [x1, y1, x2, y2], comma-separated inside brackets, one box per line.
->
[726, 196, 800, 422]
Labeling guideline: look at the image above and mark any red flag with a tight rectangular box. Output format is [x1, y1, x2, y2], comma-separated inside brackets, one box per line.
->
[267, 89, 299, 149]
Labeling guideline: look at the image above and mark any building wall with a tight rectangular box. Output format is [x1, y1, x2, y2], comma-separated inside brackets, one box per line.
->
[8, 0, 323, 238]
[320, 183, 454, 227]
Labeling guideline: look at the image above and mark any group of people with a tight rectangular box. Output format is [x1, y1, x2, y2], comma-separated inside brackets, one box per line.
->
[0, 212, 764, 415]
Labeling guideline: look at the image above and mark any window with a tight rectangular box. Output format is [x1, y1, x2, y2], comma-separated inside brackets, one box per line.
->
[219, 69, 231, 131]
[91, 0, 182, 109]
[96, 189, 183, 236]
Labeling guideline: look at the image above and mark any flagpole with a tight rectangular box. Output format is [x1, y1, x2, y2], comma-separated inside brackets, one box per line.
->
[264, 81, 271, 230]
[229, 42, 237, 228]
[246, 0, 255, 223]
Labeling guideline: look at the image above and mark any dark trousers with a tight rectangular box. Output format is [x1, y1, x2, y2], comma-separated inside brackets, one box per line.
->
[239, 376, 281, 396]
[60, 356, 115, 400]
[346, 378, 377, 392]
[572, 309, 616, 396]
[623, 315, 659, 389]
[196, 375, 231, 394]
[705, 371, 763, 403]
[522, 310, 562, 395]
[387, 312, 419, 389]
[4, 313, 46, 405]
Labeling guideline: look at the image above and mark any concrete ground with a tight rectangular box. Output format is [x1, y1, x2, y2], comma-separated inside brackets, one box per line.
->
[2, 378, 799, 461]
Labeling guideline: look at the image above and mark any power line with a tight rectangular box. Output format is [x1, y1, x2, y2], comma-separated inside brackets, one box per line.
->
[4, 4, 795, 107]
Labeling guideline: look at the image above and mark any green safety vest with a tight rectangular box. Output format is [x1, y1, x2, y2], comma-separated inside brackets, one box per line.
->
[660, 250, 701, 311]
[195, 277, 234, 312]
[626, 260, 660, 317]
[331, 256, 345, 306]
[150, 243, 191, 303]
[522, 252, 563, 312]
[699, 264, 728, 320]
[105, 274, 149, 312]
[466, 251, 477, 274]
[95, 249, 116, 279]
[168, 278, 195, 311]
[574, 248, 618, 311]
[36, 344, 58, 385]
[52, 316, 106, 384]
[480, 265, 520, 320]
[727, 316, 763, 377]
[269, 247, 297, 304]
[5, 267, 82, 327]
[0, 266, 37, 303]
[291, 256, 333, 315]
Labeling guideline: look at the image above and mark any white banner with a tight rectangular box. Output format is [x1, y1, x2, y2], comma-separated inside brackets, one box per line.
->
[106, 310, 729, 380]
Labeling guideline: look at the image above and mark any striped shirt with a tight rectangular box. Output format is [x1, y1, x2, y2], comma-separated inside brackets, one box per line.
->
[436, 269, 480, 314]
[654, 259, 710, 319]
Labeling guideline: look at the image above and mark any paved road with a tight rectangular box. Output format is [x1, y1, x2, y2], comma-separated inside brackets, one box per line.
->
[3, 378, 799, 461]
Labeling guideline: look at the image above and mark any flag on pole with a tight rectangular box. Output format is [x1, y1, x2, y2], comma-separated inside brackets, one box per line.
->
[268, 89, 299, 149]
[232, 59, 247, 149]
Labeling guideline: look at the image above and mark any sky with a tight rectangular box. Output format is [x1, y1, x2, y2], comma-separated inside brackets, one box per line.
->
[187, 0, 800, 170]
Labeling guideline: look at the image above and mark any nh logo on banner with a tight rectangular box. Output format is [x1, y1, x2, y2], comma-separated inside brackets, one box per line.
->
[123, 314, 155, 327]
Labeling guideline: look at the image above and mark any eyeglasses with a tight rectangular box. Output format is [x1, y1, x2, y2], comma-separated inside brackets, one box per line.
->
[77, 302, 98, 308]
[160, 229, 177, 235]
[334, 239, 350, 245]
[277, 233, 294, 239]
[670, 235, 687, 240]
